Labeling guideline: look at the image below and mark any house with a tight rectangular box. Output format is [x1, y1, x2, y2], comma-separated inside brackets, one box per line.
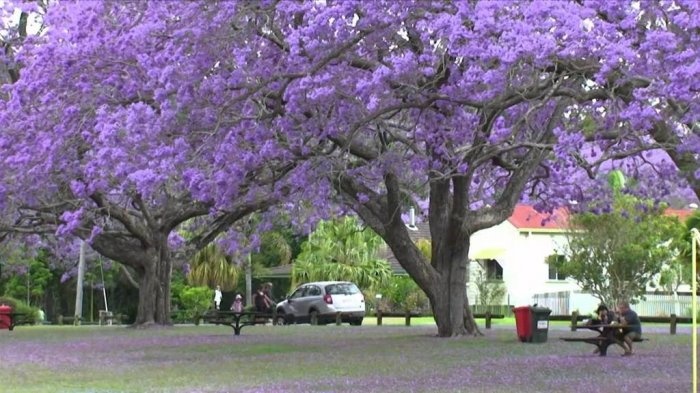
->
[387, 205, 576, 307]
[386, 204, 695, 311]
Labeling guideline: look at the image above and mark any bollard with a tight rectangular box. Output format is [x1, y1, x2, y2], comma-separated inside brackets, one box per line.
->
[377, 309, 383, 326]
[310, 312, 318, 326]
[670, 314, 677, 335]
[571, 311, 579, 332]
[404, 311, 411, 327]
[485, 311, 492, 329]
[336, 312, 342, 326]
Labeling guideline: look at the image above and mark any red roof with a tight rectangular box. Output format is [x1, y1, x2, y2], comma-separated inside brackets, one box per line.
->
[507, 205, 569, 230]
[665, 208, 695, 222]
[508, 204, 696, 231]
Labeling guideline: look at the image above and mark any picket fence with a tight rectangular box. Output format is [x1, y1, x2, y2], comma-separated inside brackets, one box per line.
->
[532, 291, 695, 317]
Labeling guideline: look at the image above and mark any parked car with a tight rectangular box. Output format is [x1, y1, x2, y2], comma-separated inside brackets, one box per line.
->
[275, 281, 365, 326]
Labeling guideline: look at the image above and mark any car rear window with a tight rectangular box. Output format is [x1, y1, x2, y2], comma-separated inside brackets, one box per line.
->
[325, 283, 360, 295]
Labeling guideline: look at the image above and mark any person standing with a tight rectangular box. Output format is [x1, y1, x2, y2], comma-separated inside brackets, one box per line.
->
[616, 300, 642, 356]
[230, 294, 244, 313]
[214, 285, 223, 310]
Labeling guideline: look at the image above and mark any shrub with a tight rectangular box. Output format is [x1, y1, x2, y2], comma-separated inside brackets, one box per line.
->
[376, 276, 429, 314]
[178, 286, 213, 323]
[0, 296, 39, 324]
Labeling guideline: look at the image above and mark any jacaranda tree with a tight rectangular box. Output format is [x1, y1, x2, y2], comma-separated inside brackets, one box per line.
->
[1, 1, 699, 335]
[0, 1, 306, 326]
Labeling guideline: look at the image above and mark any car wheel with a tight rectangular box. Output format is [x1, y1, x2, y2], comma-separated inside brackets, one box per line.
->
[275, 310, 287, 326]
[349, 318, 363, 326]
[309, 309, 320, 325]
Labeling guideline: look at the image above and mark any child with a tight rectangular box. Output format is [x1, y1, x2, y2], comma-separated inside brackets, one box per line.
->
[214, 285, 223, 310]
[230, 294, 243, 313]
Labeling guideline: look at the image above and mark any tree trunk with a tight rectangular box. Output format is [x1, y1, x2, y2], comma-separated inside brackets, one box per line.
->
[155, 233, 172, 325]
[429, 238, 478, 337]
[90, 231, 173, 327]
[134, 260, 157, 326]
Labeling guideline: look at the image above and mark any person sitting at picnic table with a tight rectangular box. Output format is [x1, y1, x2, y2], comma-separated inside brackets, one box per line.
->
[589, 304, 616, 354]
[615, 300, 642, 356]
[591, 304, 615, 325]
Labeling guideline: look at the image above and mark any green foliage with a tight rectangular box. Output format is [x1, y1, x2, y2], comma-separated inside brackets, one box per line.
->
[473, 271, 507, 306]
[415, 239, 431, 261]
[607, 170, 626, 192]
[188, 244, 240, 291]
[292, 216, 392, 290]
[170, 270, 188, 310]
[556, 192, 682, 306]
[178, 286, 214, 321]
[251, 231, 293, 268]
[0, 296, 39, 324]
[3, 256, 52, 307]
[671, 211, 700, 287]
[375, 276, 429, 313]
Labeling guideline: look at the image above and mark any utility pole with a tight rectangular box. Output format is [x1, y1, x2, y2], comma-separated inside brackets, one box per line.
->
[74, 241, 86, 325]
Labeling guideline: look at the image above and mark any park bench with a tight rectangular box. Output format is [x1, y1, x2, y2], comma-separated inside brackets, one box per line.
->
[98, 310, 122, 326]
[560, 336, 648, 356]
[561, 323, 648, 356]
[564, 311, 689, 335]
[201, 310, 277, 335]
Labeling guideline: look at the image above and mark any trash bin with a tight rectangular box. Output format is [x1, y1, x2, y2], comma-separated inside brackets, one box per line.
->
[530, 306, 552, 343]
[513, 305, 551, 343]
[0, 304, 12, 330]
[513, 306, 532, 342]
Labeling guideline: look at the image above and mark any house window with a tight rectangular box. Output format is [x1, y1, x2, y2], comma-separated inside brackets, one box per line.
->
[548, 254, 567, 281]
[485, 259, 503, 280]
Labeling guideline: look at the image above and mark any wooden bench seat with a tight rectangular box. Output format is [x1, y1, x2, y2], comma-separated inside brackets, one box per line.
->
[561, 336, 648, 356]
[201, 311, 275, 335]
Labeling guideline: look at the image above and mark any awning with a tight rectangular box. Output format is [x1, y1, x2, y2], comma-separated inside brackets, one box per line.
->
[257, 264, 292, 278]
[469, 246, 506, 260]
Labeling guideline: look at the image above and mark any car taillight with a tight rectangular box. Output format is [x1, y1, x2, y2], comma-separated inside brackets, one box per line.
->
[323, 294, 333, 304]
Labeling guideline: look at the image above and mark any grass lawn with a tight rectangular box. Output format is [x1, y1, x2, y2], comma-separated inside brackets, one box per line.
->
[0, 323, 694, 393]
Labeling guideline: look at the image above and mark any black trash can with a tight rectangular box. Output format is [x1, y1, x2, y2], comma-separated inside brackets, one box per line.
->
[530, 306, 552, 343]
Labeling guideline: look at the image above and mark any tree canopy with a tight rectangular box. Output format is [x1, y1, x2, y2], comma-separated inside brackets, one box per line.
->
[1, 1, 699, 334]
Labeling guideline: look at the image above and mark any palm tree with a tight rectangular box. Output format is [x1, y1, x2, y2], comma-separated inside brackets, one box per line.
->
[291, 216, 392, 290]
[187, 244, 240, 291]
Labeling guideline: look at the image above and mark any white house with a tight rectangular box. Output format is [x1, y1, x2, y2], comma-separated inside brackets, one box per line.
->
[466, 204, 576, 308]
[397, 204, 694, 314]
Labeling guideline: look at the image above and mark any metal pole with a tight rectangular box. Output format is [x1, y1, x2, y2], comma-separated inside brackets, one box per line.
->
[74, 240, 86, 325]
[245, 253, 252, 308]
[99, 258, 109, 312]
[691, 228, 699, 393]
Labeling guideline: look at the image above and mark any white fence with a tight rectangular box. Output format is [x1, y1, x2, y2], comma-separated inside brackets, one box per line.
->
[532, 291, 694, 317]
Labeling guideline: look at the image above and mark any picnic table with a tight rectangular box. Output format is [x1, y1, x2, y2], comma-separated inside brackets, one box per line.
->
[201, 310, 276, 336]
[561, 323, 642, 356]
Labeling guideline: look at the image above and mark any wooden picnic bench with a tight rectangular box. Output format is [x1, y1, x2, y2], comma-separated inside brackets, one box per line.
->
[201, 310, 276, 336]
[561, 323, 647, 356]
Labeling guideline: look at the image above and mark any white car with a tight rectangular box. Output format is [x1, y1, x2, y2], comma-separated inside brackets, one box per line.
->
[275, 281, 365, 326]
